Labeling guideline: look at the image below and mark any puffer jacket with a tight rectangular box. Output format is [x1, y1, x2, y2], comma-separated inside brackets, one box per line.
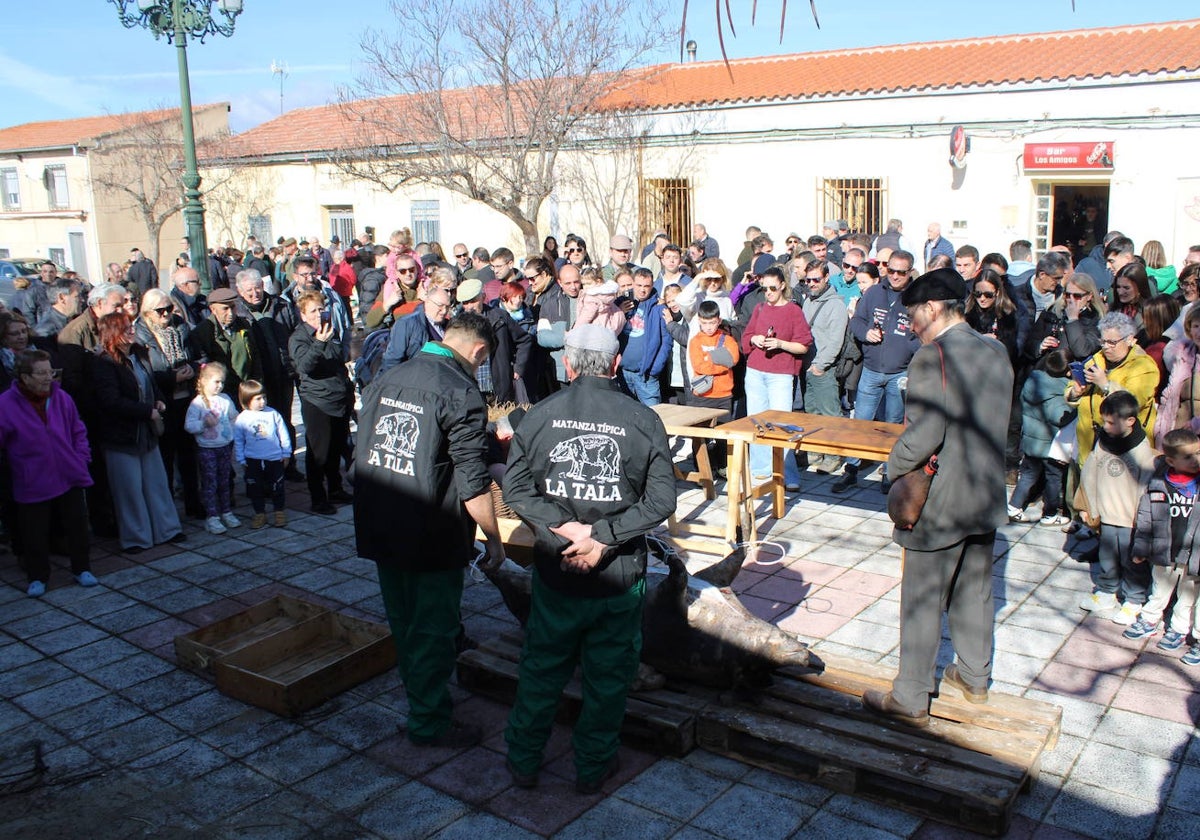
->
[1132, 457, 1200, 574]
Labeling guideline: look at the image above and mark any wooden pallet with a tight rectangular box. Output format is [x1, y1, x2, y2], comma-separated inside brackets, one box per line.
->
[456, 633, 698, 756]
[456, 632, 1059, 837]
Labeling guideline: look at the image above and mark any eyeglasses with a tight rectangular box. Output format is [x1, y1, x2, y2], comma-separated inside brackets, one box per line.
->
[152, 306, 174, 315]
[762, 285, 783, 292]
[786, 239, 799, 246]
[397, 267, 417, 274]
[1100, 337, 1130, 347]
[973, 291, 996, 300]
[1181, 281, 1199, 290]
[842, 262, 860, 271]
[886, 267, 911, 275]
[565, 247, 581, 254]
[1064, 291, 1090, 299]
[296, 271, 316, 278]
[454, 252, 469, 259]
[804, 277, 825, 284]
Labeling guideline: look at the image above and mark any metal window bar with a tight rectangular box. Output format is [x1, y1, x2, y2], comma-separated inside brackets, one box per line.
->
[640, 178, 692, 249]
[819, 178, 886, 236]
[248, 214, 273, 246]
[411, 200, 440, 245]
[327, 209, 354, 248]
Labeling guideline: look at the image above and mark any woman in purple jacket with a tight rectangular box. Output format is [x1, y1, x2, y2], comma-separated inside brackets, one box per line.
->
[0, 350, 96, 596]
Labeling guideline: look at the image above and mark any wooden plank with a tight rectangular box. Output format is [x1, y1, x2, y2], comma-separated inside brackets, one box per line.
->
[174, 595, 330, 676]
[697, 707, 1017, 837]
[213, 613, 395, 716]
[783, 655, 1062, 749]
[456, 648, 696, 756]
[716, 411, 904, 462]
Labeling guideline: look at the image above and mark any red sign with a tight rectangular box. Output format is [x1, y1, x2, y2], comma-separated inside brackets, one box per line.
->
[1023, 141, 1114, 170]
[949, 125, 969, 169]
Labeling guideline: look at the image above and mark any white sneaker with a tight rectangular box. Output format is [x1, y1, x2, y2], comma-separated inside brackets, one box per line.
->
[1079, 591, 1117, 612]
[1007, 505, 1025, 522]
[220, 512, 241, 529]
[1111, 603, 1139, 626]
[1040, 514, 1069, 527]
[206, 516, 227, 535]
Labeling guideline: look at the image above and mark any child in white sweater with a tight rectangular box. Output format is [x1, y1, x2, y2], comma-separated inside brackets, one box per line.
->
[184, 362, 240, 535]
[233, 380, 292, 529]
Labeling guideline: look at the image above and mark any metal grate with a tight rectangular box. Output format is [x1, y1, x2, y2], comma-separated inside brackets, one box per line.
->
[411, 200, 440, 246]
[640, 178, 692, 248]
[326, 207, 355, 248]
[818, 178, 886, 236]
[248, 214, 273, 246]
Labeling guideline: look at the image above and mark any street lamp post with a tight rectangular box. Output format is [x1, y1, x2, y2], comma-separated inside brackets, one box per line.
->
[108, 0, 244, 293]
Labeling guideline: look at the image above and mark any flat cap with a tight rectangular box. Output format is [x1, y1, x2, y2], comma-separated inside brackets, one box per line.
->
[900, 268, 967, 306]
[610, 234, 634, 250]
[565, 323, 619, 355]
[283, 237, 297, 247]
[208, 287, 240, 306]
[457, 278, 482, 302]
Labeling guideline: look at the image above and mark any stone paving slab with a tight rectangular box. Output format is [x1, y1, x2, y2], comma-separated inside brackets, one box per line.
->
[2, 469, 1198, 839]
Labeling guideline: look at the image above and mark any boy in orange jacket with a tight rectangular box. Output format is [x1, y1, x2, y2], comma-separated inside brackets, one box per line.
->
[687, 300, 740, 472]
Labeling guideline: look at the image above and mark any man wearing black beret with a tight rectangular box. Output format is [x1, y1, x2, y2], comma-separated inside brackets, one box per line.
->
[862, 268, 1013, 727]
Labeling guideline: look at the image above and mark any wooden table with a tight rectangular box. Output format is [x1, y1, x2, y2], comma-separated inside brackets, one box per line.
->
[716, 411, 905, 541]
[652, 404, 731, 500]
[651, 403, 748, 555]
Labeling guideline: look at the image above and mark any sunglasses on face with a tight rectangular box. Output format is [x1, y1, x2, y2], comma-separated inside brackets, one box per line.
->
[973, 291, 996, 300]
[397, 267, 417, 274]
[887, 267, 911, 275]
[1064, 291, 1090, 299]
[152, 306, 174, 315]
[786, 239, 799, 246]
[454, 252, 469, 259]
[842, 262, 859, 271]
[762, 285, 783, 292]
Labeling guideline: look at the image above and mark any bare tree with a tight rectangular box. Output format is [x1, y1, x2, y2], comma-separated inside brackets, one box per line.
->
[555, 110, 715, 249]
[89, 107, 231, 267]
[203, 165, 282, 250]
[335, 0, 673, 254]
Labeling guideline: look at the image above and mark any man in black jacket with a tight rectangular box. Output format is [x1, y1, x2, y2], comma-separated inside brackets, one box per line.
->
[502, 324, 676, 793]
[354, 312, 504, 747]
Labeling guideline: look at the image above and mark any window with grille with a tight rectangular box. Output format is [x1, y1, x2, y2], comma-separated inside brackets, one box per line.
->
[248, 214, 272, 245]
[640, 178, 692, 249]
[45, 165, 68, 208]
[411, 201, 439, 245]
[1, 168, 18, 209]
[327, 207, 355, 247]
[48, 248, 66, 266]
[818, 178, 886, 236]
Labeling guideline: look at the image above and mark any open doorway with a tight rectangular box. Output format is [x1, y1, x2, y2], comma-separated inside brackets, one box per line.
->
[1051, 183, 1110, 262]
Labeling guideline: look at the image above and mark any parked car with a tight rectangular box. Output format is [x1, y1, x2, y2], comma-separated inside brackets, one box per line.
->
[0, 258, 59, 309]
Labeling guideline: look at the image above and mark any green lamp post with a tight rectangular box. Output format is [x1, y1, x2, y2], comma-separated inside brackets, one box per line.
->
[108, 0, 244, 293]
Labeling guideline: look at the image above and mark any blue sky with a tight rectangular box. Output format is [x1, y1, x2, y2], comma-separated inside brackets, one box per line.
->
[2, 1, 1195, 134]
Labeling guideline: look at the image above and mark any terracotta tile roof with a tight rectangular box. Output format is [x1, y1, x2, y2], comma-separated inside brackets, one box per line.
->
[0, 104, 227, 153]
[604, 17, 1200, 110]
[225, 18, 1200, 159]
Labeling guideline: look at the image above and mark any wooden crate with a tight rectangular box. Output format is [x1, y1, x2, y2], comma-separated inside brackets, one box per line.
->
[213, 612, 396, 717]
[174, 595, 330, 676]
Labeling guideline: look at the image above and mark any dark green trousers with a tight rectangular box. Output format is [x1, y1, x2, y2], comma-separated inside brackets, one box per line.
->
[505, 570, 644, 783]
[376, 564, 464, 742]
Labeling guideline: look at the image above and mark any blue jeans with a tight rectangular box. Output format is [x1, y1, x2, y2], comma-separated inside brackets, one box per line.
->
[846, 366, 905, 468]
[744, 366, 802, 486]
[1009, 454, 1065, 516]
[621, 369, 661, 407]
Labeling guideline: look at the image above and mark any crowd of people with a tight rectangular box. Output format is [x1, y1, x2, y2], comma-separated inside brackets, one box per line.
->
[2, 216, 1200, 734]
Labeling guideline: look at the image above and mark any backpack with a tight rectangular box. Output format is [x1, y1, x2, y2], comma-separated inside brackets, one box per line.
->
[354, 326, 391, 391]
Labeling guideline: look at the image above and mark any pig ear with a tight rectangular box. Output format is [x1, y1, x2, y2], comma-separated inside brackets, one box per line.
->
[693, 545, 746, 588]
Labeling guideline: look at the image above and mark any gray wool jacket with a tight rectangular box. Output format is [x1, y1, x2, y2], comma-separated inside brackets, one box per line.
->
[888, 321, 1013, 551]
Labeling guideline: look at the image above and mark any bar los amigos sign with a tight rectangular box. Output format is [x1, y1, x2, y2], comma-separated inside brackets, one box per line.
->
[1023, 141, 1114, 170]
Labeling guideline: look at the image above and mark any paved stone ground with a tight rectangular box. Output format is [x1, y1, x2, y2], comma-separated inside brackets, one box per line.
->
[2, 466, 1199, 839]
